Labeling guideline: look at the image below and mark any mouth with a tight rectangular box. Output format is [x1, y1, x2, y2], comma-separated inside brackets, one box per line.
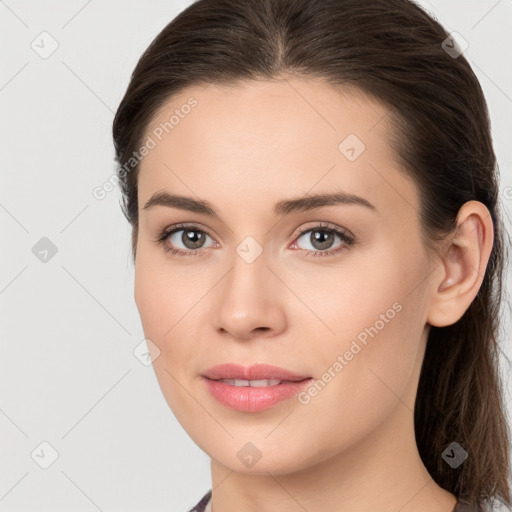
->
[201, 363, 312, 383]
[206, 377, 312, 387]
[202, 375, 314, 412]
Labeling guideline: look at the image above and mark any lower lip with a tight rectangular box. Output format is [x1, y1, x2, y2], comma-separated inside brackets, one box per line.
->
[203, 377, 313, 412]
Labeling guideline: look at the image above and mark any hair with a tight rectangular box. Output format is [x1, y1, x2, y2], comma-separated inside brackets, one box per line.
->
[112, 0, 512, 508]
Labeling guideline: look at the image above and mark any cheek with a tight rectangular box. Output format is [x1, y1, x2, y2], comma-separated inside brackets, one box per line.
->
[134, 249, 200, 340]
[134, 255, 201, 414]
[134, 266, 167, 343]
[296, 245, 428, 400]
[134, 250, 215, 384]
[134, 253, 187, 372]
[287, 247, 418, 338]
[293, 278, 426, 455]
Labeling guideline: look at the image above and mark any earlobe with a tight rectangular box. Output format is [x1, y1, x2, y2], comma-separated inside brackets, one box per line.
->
[427, 201, 494, 328]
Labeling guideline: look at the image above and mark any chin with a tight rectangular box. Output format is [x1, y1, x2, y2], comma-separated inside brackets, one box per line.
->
[208, 443, 315, 476]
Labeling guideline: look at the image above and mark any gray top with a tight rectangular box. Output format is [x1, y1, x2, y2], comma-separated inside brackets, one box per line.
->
[188, 489, 212, 512]
[188, 489, 497, 512]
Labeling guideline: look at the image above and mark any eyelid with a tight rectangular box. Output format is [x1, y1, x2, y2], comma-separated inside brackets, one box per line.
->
[291, 220, 355, 241]
[156, 222, 215, 240]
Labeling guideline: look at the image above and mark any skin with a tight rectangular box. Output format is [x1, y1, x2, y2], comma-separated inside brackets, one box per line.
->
[133, 76, 493, 512]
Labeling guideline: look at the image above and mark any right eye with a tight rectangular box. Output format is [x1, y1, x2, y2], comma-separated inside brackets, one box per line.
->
[155, 223, 217, 256]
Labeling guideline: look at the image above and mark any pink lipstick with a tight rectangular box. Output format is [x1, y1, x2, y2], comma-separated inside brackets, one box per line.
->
[201, 363, 313, 412]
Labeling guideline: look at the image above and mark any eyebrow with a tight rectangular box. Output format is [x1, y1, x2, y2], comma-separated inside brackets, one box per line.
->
[143, 190, 377, 216]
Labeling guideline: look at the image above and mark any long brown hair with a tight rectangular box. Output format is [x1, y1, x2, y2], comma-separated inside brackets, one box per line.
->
[112, 0, 512, 508]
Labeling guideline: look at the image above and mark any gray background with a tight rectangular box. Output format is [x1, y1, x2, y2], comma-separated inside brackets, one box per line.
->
[1, 1, 511, 510]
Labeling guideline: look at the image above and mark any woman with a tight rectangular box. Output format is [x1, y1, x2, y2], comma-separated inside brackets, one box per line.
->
[112, 0, 511, 510]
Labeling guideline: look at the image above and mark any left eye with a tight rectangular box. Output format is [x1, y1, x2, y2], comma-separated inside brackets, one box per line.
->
[291, 226, 354, 254]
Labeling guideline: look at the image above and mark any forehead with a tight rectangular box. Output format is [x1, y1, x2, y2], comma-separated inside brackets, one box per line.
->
[138, 77, 417, 217]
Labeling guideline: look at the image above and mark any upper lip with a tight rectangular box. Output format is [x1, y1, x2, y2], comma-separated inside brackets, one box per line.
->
[201, 363, 311, 382]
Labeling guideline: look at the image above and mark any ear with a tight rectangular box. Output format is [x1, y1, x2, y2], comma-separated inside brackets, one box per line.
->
[427, 200, 494, 327]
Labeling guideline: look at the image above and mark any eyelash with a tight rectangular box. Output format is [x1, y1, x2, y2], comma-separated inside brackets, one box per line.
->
[154, 222, 356, 258]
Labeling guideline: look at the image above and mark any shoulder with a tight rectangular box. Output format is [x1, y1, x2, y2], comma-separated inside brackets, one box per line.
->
[188, 489, 212, 512]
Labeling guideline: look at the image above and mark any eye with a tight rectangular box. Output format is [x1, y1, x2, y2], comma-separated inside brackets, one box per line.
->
[155, 222, 355, 258]
[155, 223, 216, 256]
[290, 222, 355, 257]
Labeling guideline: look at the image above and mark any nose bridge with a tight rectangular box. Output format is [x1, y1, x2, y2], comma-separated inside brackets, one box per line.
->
[213, 236, 286, 337]
[224, 237, 269, 304]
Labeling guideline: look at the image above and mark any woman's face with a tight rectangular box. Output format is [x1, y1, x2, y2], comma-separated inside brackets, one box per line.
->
[134, 77, 437, 474]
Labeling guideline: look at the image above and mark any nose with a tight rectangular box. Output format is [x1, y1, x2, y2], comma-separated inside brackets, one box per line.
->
[213, 249, 287, 340]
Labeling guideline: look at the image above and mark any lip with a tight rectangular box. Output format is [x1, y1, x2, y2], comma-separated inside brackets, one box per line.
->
[201, 363, 311, 382]
[201, 363, 313, 412]
[203, 377, 313, 412]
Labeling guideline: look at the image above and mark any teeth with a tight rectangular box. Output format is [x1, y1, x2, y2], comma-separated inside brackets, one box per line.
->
[217, 378, 282, 387]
